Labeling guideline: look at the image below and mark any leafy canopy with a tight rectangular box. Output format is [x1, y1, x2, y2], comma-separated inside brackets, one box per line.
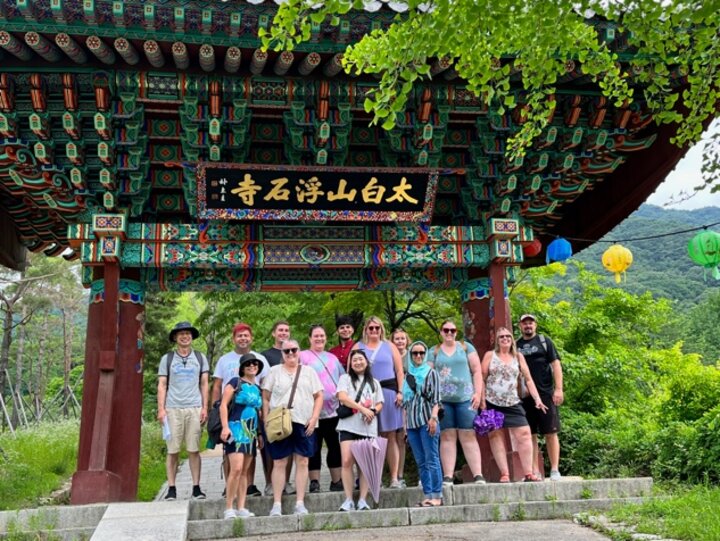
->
[264, 0, 719, 161]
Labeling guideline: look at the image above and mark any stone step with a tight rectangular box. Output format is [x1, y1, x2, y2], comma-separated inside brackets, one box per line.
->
[187, 497, 647, 540]
[188, 477, 652, 519]
[0, 503, 107, 533]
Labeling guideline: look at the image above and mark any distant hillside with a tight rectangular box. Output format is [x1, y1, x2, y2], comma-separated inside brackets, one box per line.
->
[567, 204, 720, 304]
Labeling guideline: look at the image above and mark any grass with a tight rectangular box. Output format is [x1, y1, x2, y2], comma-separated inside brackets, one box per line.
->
[608, 484, 720, 541]
[0, 420, 78, 511]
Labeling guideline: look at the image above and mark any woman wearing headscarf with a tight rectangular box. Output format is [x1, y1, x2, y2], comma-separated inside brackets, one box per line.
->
[403, 340, 442, 506]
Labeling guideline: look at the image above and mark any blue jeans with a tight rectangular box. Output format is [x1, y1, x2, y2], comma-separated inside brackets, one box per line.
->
[407, 426, 442, 499]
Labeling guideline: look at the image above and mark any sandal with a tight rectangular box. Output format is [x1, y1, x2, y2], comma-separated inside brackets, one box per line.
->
[523, 473, 542, 482]
[499, 473, 510, 483]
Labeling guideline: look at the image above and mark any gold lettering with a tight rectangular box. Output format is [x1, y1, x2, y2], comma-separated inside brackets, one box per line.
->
[295, 176, 325, 204]
[361, 177, 386, 204]
[327, 179, 357, 202]
[263, 177, 291, 201]
[230, 173, 262, 206]
[386, 176, 418, 204]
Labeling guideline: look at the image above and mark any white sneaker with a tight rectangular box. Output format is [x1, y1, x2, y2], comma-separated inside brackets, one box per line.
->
[389, 479, 403, 489]
[269, 502, 282, 517]
[236, 508, 255, 518]
[284, 483, 296, 495]
[356, 499, 371, 511]
[263, 484, 273, 496]
[339, 499, 355, 512]
[223, 509, 237, 520]
[550, 470, 562, 481]
[294, 502, 309, 515]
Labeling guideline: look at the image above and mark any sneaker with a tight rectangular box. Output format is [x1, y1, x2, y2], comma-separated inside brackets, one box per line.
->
[246, 484, 261, 497]
[294, 502, 309, 515]
[264, 484, 273, 496]
[339, 499, 355, 512]
[192, 486, 206, 500]
[329, 480, 344, 492]
[284, 483, 296, 495]
[398, 478, 407, 488]
[236, 508, 255, 518]
[309, 480, 320, 493]
[164, 486, 177, 501]
[473, 475, 487, 485]
[442, 476, 453, 486]
[550, 470, 562, 481]
[223, 509, 237, 520]
[389, 479, 403, 489]
[269, 502, 282, 517]
[356, 499, 371, 511]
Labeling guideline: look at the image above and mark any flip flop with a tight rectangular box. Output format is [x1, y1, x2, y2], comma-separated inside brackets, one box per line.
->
[416, 500, 432, 507]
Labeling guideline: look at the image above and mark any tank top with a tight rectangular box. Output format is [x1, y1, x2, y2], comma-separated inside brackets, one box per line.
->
[485, 352, 521, 407]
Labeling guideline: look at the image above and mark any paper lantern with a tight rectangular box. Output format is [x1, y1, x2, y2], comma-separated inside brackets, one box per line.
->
[523, 239, 542, 258]
[546, 237, 572, 265]
[687, 230, 720, 280]
[602, 244, 633, 283]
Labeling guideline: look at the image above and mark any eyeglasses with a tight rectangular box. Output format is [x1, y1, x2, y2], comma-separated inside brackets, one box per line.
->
[411, 350, 426, 356]
[282, 347, 299, 354]
[497, 335, 513, 340]
[367, 325, 381, 331]
[442, 328, 457, 334]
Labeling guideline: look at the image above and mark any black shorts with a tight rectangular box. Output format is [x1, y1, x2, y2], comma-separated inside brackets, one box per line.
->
[522, 394, 560, 435]
[338, 430, 372, 443]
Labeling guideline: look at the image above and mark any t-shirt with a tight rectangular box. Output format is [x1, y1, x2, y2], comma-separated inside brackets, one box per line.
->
[329, 340, 355, 370]
[516, 334, 560, 396]
[299, 350, 345, 419]
[213, 350, 269, 387]
[261, 347, 283, 367]
[158, 350, 209, 408]
[335, 374, 384, 437]
[262, 365, 323, 426]
[431, 341, 477, 403]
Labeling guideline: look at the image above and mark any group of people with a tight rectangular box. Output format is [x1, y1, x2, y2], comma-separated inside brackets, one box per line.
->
[156, 312, 563, 517]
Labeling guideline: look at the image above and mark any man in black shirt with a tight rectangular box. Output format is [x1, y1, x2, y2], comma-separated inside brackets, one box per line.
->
[516, 314, 564, 481]
[262, 321, 290, 368]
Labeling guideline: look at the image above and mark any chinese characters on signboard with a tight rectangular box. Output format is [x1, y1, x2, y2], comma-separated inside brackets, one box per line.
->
[197, 163, 438, 222]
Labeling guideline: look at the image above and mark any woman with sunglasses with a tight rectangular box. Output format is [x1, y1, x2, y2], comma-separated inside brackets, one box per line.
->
[219, 353, 264, 519]
[299, 324, 345, 493]
[352, 316, 405, 488]
[480, 328, 548, 482]
[335, 349, 384, 511]
[403, 341, 442, 506]
[430, 319, 485, 485]
[262, 339, 323, 516]
[390, 327, 412, 488]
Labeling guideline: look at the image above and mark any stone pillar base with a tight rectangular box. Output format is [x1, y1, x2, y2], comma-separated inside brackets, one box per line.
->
[71, 470, 123, 504]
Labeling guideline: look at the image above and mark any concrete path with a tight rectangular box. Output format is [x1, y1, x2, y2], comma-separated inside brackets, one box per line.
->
[90, 501, 188, 541]
[202, 520, 610, 541]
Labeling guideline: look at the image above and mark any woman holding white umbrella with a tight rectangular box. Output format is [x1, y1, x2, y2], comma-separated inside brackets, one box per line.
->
[335, 349, 385, 511]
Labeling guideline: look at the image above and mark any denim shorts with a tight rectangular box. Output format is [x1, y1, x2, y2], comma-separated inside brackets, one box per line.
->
[266, 422, 317, 460]
[439, 400, 476, 431]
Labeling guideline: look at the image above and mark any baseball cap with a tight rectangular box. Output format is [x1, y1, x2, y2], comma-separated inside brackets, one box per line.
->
[519, 314, 536, 322]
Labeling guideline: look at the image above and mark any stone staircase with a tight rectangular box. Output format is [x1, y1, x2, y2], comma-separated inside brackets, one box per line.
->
[186, 477, 653, 539]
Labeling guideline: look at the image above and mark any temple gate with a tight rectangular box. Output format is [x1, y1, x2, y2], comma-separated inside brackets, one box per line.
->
[0, 0, 693, 503]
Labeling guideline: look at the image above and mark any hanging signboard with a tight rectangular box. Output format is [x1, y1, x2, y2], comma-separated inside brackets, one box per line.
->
[197, 163, 438, 222]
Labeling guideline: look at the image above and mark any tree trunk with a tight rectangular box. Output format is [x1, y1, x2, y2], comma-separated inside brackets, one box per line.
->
[10, 305, 27, 427]
[0, 306, 13, 416]
[36, 312, 50, 417]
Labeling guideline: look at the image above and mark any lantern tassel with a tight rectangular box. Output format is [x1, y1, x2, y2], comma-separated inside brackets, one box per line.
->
[713, 266, 720, 281]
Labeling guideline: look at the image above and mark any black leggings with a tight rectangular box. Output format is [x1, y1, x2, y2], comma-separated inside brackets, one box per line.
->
[309, 416, 342, 471]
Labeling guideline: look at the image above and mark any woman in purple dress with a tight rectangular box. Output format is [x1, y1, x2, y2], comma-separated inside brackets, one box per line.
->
[353, 316, 405, 488]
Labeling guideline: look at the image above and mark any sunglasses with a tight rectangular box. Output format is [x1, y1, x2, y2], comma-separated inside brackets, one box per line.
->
[498, 335, 513, 340]
[367, 325, 381, 331]
[442, 328, 457, 334]
[282, 347, 299, 354]
[244, 360, 260, 366]
[411, 350, 426, 356]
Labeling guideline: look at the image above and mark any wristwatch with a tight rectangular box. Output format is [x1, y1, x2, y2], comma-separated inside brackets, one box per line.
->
[370, 407, 377, 414]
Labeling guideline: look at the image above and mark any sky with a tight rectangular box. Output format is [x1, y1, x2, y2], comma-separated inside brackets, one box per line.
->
[645, 123, 720, 210]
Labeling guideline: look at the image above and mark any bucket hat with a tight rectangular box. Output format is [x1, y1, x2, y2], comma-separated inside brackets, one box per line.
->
[169, 321, 200, 342]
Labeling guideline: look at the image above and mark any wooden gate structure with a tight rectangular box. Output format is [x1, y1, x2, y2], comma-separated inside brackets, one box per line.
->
[0, 0, 694, 503]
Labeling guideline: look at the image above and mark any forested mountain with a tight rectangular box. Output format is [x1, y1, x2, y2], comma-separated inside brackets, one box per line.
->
[566, 204, 720, 305]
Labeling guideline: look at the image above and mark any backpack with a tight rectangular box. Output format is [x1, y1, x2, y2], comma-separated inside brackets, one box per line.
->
[206, 386, 239, 445]
[162, 350, 205, 386]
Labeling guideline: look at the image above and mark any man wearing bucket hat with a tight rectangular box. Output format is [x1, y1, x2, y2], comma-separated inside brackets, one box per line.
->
[158, 321, 210, 501]
[516, 314, 564, 481]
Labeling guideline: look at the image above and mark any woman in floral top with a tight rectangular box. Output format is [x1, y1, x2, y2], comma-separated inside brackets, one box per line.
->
[430, 320, 485, 485]
[480, 327, 548, 482]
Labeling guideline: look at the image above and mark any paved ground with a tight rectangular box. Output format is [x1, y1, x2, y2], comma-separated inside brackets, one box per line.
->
[200, 520, 609, 541]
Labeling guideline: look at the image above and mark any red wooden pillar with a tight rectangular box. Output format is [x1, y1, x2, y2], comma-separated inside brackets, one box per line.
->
[71, 266, 145, 503]
[461, 263, 514, 482]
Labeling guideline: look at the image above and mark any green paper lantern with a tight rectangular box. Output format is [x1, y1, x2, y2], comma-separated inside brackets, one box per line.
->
[687, 230, 720, 280]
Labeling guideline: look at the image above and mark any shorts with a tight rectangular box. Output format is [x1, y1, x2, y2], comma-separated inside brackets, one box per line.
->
[439, 400, 476, 431]
[522, 394, 560, 435]
[224, 438, 257, 456]
[485, 401, 528, 428]
[166, 407, 202, 454]
[266, 422, 317, 460]
[338, 430, 372, 443]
